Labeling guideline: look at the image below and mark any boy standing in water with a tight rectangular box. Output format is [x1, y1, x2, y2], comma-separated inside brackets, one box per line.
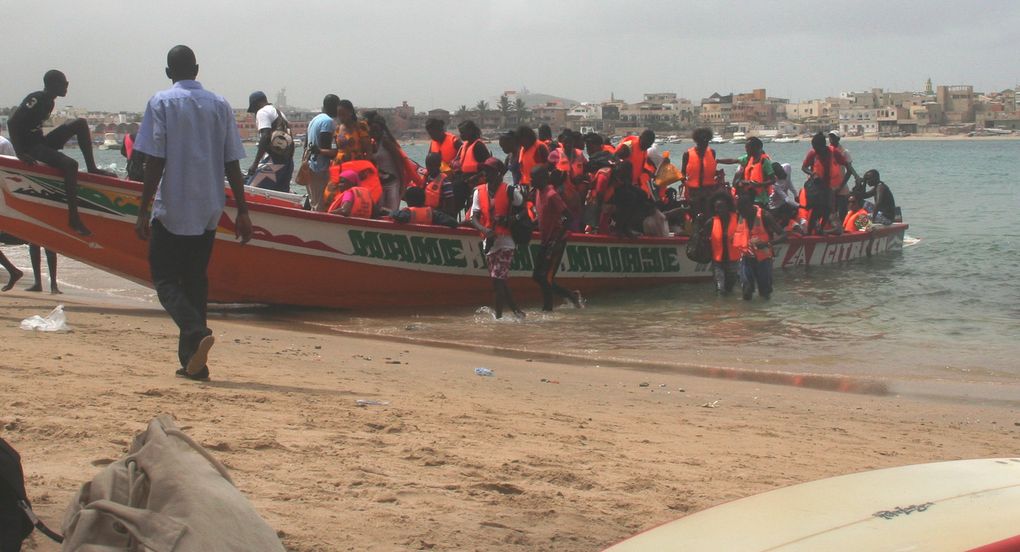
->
[8, 70, 116, 236]
[734, 193, 786, 300]
[531, 166, 582, 311]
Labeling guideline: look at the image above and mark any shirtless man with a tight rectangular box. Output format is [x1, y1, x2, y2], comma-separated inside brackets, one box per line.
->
[8, 70, 116, 236]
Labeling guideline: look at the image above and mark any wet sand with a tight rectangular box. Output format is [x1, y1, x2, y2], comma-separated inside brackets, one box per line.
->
[2, 293, 1018, 551]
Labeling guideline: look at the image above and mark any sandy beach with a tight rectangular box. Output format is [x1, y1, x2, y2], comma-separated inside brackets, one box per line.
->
[2, 292, 1017, 551]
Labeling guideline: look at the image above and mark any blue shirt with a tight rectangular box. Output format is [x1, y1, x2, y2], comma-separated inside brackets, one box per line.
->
[133, 80, 246, 236]
[306, 112, 336, 173]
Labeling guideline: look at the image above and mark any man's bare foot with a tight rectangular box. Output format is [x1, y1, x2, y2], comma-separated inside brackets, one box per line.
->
[89, 168, 117, 178]
[25, 282, 42, 292]
[570, 290, 585, 308]
[50, 284, 62, 294]
[69, 217, 92, 237]
[2, 269, 23, 292]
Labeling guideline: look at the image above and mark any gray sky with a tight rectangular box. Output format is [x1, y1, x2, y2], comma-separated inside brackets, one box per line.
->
[3, 0, 1018, 113]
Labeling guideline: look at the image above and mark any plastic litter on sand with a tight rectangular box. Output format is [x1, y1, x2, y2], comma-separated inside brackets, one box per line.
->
[474, 367, 494, 377]
[20, 305, 70, 332]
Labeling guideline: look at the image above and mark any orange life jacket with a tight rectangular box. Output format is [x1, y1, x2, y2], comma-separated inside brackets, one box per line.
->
[685, 147, 717, 189]
[812, 147, 844, 190]
[124, 133, 135, 159]
[733, 206, 773, 261]
[555, 147, 585, 179]
[424, 175, 442, 208]
[329, 186, 373, 218]
[843, 208, 868, 233]
[408, 206, 433, 225]
[330, 159, 383, 203]
[617, 136, 655, 198]
[710, 213, 740, 263]
[457, 140, 482, 174]
[742, 153, 773, 196]
[429, 132, 458, 165]
[518, 142, 546, 186]
[475, 182, 511, 237]
[602, 144, 615, 153]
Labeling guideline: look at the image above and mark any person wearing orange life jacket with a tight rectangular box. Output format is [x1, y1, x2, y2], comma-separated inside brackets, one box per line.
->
[516, 125, 550, 187]
[842, 193, 870, 233]
[425, 118, 460, 171]
[327, 169, 375, 218]
[450, 120, 491, 216]
[720, 137, 775, 207]
[531, 165, 582, 311]
[801, 132, 858, 233]
[614, 129, 656, 199]
[551, 129, 587, 231]
[734, 192, 786, 300]
[708, 191, 741, 294]
[681, 128, 720, 219]
[537, 124, 554, 149]
[333, 99, 372, 165]
[470, 157, 525, 320]
[389, 186, 459, 228]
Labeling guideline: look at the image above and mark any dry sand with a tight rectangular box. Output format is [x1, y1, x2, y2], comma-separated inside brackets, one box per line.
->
[2, 293, 1017, 551]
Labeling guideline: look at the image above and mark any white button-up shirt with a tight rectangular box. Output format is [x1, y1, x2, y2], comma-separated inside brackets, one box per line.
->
[134, 80, 246, 236]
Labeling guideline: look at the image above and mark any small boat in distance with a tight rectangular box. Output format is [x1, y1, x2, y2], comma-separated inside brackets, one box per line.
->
[97, 132, 119, 150]
[773, 135, 800, 144]
[710, 135, 727, 144]
[729, 132, 747, 144]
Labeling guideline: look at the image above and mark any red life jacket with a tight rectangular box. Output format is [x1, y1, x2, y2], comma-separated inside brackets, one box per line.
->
[710, 213, 741, 263]
[475, 182, 511, 237]
[457, 140, 482, 174]
[812, 146, 843, 190]
[329, 186, 373, 218]
[124, 133, 135, 159]
[733, 206, 773, 261]
[408, 206, 433, 225]
[429, 132, 458, 166]
[685, 146, 717, 189]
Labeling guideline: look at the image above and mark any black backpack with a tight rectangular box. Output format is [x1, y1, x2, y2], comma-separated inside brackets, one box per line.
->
[507, 184, 535, 247]
[0, 438, 62, 551]
[685, 218, 713, 264]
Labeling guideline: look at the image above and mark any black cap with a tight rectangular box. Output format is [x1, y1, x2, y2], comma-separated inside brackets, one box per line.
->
[247, 91, 268, 113]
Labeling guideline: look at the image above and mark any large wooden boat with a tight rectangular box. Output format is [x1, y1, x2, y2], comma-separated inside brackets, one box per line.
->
[0, 156, 909, 309]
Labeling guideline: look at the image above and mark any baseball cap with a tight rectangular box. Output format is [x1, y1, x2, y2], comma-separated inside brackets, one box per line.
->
[828, 130, 841, 138]
[247, 91, 268, 113]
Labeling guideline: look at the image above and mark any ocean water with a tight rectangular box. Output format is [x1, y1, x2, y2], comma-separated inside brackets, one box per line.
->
[4, 139, 1018, 394]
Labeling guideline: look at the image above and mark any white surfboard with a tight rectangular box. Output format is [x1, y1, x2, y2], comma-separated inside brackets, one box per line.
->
[605, 458, 1020, 552]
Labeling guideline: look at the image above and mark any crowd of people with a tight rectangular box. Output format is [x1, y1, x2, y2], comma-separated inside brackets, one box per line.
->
[1, 71, 900, 315]
[275, 98, 899, 309]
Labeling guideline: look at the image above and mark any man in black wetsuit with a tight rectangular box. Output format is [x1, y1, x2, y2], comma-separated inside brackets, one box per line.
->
[7, 70, 115, 236]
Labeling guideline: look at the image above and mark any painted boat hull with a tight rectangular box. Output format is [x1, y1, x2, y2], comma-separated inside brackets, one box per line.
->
[0, 156, 908, 309]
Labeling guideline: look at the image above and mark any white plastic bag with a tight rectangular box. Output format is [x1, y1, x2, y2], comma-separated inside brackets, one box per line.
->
[20, 304, 70, 332]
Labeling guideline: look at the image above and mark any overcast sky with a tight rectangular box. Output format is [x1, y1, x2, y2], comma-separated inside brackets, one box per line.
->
[2, 0, 1018, 113]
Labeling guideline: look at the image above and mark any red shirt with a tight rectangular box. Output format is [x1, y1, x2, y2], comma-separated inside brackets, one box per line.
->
[536, 185, 568, 243]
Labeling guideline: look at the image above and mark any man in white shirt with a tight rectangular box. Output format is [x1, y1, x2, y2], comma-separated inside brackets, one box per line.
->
[246, 91, 294, 193]
[133, 45, 252, 381]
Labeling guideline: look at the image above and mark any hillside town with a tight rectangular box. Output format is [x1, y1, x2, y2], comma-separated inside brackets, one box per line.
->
[2, 80, 1018, 144]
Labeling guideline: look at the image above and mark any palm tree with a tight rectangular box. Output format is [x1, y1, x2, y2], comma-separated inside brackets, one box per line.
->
[497, 95, 512, 129]
[456, 104, 469, 118]
[513, 97, 528, 125]
[475, 99, 489, 114]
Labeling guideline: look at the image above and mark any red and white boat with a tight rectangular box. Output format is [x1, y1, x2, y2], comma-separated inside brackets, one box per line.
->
[0, 156, 909, 309]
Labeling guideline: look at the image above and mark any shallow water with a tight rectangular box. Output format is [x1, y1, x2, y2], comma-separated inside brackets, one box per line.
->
[4, 139, 1018, 390]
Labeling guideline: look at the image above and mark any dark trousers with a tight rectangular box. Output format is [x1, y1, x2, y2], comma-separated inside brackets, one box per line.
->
[532, 239, 572, 310]
[739, 256, 774, 299]
[148, 219, 215, 369]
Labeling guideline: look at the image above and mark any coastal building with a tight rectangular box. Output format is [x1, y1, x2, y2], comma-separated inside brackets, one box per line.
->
[936, 85, 975, 124]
